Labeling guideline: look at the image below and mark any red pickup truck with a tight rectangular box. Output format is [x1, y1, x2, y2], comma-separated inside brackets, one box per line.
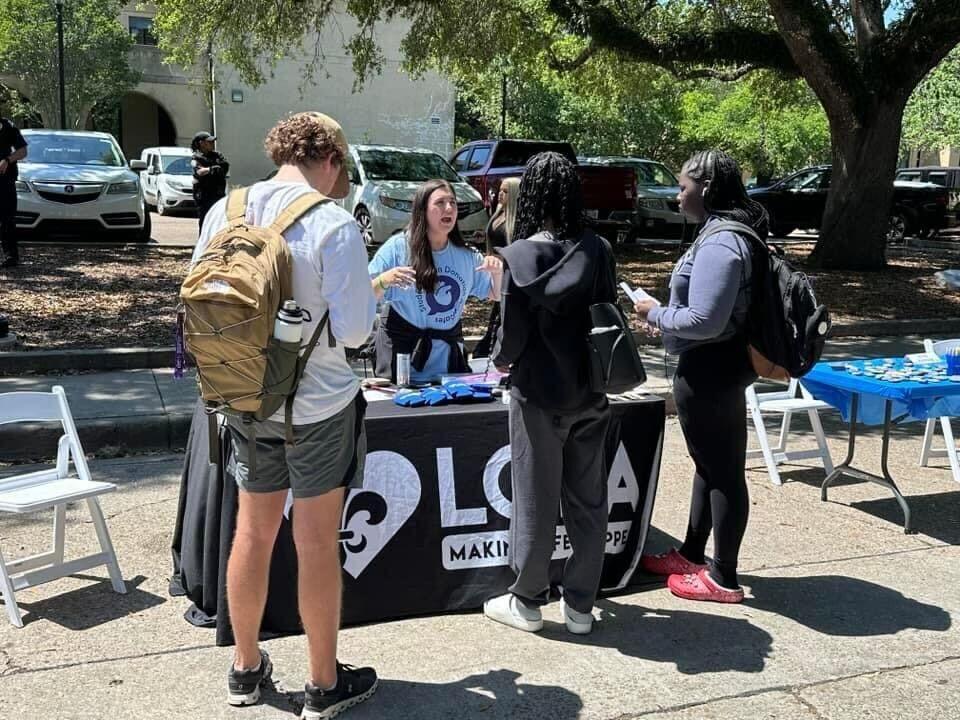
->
[450, 140, 637, 236]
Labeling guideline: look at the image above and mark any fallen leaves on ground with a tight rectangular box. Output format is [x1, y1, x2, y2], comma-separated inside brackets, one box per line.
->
[1, 241, 958, 351]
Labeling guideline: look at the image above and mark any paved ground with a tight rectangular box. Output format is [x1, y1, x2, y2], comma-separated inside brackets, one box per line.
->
[0, 400, 958, 718]
[147, 210, 199, 247]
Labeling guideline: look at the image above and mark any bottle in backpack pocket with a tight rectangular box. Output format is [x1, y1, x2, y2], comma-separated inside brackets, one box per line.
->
[274, 300, 304, 344]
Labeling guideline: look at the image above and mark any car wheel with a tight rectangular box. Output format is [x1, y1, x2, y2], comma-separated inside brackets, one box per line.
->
[137, 210, 152, 243]
[156, 190, 167, 216]
[354, 206, 375, 246]
[887, 212, 907, 244]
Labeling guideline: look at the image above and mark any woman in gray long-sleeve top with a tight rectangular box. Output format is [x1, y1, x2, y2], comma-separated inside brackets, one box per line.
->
[633, 150, 767, 603]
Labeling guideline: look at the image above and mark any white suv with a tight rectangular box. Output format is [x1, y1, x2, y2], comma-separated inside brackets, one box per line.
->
[140, 146, 195, 215]
[15, 130, 150, 241]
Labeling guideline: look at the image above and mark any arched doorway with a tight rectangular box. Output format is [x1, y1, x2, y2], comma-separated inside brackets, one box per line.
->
[95, 91, 177, 161]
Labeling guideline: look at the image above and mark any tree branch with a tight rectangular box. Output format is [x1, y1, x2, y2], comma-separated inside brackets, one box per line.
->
[668, 63, 758, 81]
[547, 0, 797, 74]
[545, 41, 596, 72]
[882, 0, 960, 92]
[850, 0, 885, 59]
[766, 0, 867, 119]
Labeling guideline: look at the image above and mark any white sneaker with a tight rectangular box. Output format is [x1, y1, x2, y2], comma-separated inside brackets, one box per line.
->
[560, 597, 594, 635]
[483, 593, 543, 632]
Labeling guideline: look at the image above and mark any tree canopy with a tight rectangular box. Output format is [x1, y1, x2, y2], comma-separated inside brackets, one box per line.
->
[152, 0, 960, 268]
[0, 0, 140, 129]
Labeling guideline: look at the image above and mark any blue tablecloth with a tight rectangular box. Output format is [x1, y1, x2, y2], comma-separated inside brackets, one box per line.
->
[801, 358, 960, 425]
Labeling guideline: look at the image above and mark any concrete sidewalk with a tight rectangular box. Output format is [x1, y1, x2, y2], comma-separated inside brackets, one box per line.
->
[0, 334, 945, 462]
[0, 415, 957, 719]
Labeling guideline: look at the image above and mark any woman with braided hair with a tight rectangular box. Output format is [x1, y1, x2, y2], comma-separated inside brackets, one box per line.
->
[633, 149, 768, 603]
[483, 151, 616, 635]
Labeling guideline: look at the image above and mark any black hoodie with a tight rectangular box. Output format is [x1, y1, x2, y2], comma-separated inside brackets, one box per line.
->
[493, 228, 616, 412]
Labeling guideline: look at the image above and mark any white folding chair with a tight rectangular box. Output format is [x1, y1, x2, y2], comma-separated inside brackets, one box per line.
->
[919, 338, 960, 483]
[0, 386, 126, 627]
[746, 379, 835, 486]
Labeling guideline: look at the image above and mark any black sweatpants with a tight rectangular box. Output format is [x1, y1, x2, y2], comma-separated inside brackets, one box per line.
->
[0, 183, 18, 263]
[674, 335, 756, 588]
[508, 393, 611, 613]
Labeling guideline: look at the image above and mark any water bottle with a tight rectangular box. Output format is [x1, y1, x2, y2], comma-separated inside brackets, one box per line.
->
[396, 353, 412, 387]
[274, 300, 304, 343]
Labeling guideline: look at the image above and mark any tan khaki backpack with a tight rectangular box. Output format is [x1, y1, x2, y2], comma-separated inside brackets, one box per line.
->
[179, 187, 333, 467]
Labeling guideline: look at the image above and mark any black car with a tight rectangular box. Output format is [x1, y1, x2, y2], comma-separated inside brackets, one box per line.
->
[748, 165, 950, 242]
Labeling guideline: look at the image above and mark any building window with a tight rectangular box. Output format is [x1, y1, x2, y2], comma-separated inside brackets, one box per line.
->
[129, 16, 157, 46]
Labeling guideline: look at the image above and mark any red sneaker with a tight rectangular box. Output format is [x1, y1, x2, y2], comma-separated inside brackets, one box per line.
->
[667, 569, 744, 603]
[640, 549, 707, 577]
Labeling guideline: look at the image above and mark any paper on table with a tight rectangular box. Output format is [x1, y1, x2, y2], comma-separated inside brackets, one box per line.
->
[619, 281, 661, 306]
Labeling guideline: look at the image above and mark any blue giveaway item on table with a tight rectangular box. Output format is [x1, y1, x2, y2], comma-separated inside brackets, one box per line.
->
[393, 388, 427, 407]
[441, 378, 496, 403]
[947, 347, 960, 377]
[421, 385, 452, 406]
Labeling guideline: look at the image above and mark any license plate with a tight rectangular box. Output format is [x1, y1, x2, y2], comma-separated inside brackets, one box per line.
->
[585, 209, 599, 219]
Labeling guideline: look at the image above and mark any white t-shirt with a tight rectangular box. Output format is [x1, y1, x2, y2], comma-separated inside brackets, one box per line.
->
[192, 181, 376, 424]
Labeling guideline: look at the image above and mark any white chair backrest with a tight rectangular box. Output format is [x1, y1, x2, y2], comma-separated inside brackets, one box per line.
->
[0, 387, 91, 482]
[0, 391, 64, 426]
[927, 338, 960, 357]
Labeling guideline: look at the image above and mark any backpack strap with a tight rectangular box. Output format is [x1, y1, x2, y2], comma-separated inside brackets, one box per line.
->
[225, 187, 249, 224]
[283, 310, 331, 446]
[268, 192, 330, 235]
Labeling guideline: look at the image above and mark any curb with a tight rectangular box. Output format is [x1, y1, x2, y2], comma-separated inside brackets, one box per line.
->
[4, 319, 960, 375]
[0, 413, 193, 463]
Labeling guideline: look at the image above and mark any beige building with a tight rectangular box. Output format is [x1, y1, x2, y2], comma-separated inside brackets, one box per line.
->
[118, 4, 455, 184]
[901, 146, 960, 168]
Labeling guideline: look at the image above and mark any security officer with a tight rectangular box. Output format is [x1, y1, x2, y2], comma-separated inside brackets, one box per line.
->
[0, 117, 28, 268]
[191, 131, 229, 235]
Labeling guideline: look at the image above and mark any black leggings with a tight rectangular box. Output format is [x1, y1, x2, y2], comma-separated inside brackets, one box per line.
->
[674, 335, 755, 588]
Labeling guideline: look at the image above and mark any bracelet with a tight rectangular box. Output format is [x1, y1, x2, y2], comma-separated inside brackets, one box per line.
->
[377, 275, 386, 291]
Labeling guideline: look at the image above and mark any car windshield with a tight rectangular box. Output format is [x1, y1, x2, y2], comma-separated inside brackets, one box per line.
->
[635, 162, 678, 187]
[25, 133, 124, 167]
[358, 149, 460, 182]
[162, 156, 192, 175]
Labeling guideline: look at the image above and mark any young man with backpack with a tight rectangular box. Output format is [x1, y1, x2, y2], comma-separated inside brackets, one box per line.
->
[187, 112, 377, 717]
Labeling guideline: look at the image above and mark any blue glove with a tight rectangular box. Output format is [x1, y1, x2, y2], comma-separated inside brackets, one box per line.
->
[441, 379, 474, 399]
[393, 388, 426, 407]
[421, 386, 451, 406]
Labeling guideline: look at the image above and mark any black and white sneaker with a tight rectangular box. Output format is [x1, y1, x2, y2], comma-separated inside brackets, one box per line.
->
[227, 649, 273, 706]
[301, 662, 378, 719]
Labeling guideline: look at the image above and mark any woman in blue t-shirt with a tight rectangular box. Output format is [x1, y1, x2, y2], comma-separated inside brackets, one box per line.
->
[369, 179, 503, 383]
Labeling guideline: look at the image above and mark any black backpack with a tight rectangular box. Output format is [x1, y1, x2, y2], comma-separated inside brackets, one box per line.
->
[698, 221, 831, 379]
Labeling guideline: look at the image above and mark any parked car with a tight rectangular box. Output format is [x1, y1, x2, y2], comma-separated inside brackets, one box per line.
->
[15, 130, 149, 241]
[748, 165, 950, 242]
[450, 139, 636, 238]
[140, 146, 196, 216]
[340, 144, 486, 246]
[579, 156, 695, 241]
[895, 166, 960, 231]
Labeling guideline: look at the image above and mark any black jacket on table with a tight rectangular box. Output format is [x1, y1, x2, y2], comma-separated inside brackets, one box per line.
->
[493, 228, 616, 412]
[191, 151, 229, 203]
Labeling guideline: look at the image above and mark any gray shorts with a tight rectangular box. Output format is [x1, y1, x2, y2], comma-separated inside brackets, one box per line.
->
[226, 392, 367, 499]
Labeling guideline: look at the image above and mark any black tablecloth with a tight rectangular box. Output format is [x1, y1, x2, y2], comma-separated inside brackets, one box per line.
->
[171, 395, 665, 646]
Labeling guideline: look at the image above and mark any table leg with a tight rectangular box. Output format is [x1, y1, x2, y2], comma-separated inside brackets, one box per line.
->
[820, 396, 915, 534]
[821, 394, 858, 500]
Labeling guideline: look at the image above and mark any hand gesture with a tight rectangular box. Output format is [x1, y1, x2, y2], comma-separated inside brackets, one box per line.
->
[476, 255, 503, 276]
[384, 266, 416, 289]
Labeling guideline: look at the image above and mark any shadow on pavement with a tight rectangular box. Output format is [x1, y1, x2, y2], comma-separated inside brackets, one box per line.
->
[743, 574, 951, 636]
[272, 668, 584, 720]
[12, 574, 165, 630]
[852, 490, 960, 544]
[542, 599, 772, 675]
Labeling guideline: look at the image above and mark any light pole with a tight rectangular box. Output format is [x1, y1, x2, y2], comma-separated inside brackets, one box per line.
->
[55, 0, 66, 129]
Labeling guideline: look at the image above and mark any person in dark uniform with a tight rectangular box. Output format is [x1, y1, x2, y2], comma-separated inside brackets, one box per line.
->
[190, 131, 229, 235]
[0, 118, 28, 268]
